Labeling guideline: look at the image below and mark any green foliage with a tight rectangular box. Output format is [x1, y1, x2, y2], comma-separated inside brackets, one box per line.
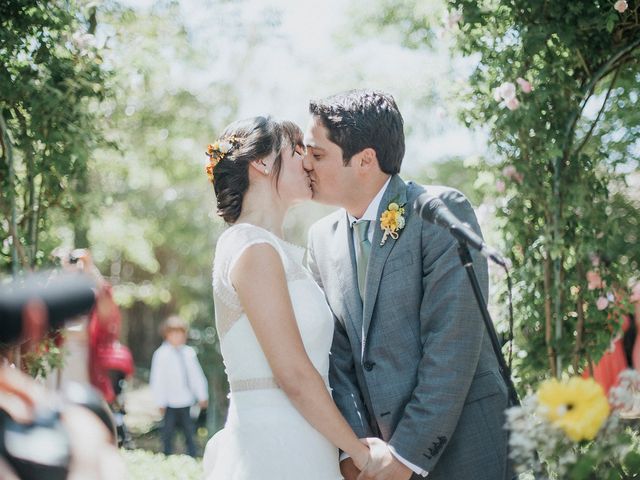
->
[348, 0, 442, 49]
[623, 449, 640, 474]
[87, 1, 237, 430]
[365, 0, 640, 387]
[22, 331, 66, 379]
[121, 449, 202, 480]
[413, 156, 488, 207]
[0, 0, 111, 270]
[448, 0, 640, 386]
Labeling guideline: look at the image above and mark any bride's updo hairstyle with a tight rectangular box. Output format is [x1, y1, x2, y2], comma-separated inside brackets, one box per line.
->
[208, 116, 283, 224]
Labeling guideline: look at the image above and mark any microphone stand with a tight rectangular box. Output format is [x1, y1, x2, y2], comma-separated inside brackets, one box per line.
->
[456, 240, 548, 480]
[456, 241, 519, 406]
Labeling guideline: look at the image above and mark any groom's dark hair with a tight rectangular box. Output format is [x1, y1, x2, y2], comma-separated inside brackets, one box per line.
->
[309, 90, 405, 174]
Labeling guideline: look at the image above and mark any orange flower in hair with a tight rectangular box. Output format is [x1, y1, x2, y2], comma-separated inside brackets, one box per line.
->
[205, 136, 240, 182]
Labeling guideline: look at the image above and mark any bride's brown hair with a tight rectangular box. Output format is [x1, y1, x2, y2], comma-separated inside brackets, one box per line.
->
[208, 116, 304, 224]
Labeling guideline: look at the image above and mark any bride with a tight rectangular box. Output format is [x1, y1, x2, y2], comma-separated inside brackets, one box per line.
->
[202, 116, 376, 479]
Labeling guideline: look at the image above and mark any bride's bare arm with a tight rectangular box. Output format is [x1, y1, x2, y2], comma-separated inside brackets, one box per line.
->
[231, 243, 370, 470]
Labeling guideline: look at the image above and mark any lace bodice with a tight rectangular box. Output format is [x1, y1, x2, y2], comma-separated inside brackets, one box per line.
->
[212, 223, 334, 392]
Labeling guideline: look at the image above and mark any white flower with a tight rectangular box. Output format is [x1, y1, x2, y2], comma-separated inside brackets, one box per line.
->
[497, 82, 517, 102]
[618, 369, 640, 390]
[397, 216, 405, 229]
[596, 296, 609, 310]
[71, 31, 94, 51]
[443, 9, 463, 29]
[218, 140, 233, 154]
[614, 0, 628, 13]
[609, 385, 635, 412]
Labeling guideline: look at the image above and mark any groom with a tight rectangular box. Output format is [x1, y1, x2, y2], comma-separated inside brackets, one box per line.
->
[304, 90, 511, 480]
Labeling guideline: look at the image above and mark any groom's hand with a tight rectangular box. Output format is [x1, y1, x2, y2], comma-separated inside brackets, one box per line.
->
[357, 439, 413, 480]
[340, 457, 361, 480]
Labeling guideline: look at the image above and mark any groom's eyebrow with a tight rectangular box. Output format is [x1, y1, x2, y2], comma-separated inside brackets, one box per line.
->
[305, 143, 325, 152]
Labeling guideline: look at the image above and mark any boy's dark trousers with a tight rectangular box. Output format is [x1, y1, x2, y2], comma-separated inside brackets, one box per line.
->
[162, 406, 196, 456]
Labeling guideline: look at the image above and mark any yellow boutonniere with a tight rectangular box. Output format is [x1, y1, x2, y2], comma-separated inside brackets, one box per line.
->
[380, 201, 406, 246]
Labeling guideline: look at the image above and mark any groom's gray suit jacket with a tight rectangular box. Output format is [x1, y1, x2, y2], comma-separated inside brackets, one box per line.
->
[307, 175, 510, 479]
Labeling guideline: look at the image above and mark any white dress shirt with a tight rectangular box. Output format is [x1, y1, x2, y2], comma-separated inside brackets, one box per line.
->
[150, 342, 209, 408]
[343, 177, 428, 477]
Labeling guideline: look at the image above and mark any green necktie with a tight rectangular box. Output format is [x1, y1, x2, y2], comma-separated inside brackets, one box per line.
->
[353, 220, 371, 301]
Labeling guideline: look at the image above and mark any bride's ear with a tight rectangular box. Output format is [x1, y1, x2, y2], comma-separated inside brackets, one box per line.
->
[249, 158, 271, 176]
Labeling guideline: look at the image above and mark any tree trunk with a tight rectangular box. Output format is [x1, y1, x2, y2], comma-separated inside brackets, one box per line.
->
[573, 262, 586, 372]
[543, 253, 557, 377]
[0, 111, 20, 276]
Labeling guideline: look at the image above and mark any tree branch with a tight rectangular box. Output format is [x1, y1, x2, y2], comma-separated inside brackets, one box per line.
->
[562, 37, 640, 160]
[572, 63, 622, 158]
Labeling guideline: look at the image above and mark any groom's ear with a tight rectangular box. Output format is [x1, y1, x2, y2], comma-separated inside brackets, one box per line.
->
[355, 148, 379, 171]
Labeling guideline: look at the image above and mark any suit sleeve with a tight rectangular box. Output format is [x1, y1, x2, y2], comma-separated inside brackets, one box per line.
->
[306, 226, 374, 439]
[388, 189, 489, 471]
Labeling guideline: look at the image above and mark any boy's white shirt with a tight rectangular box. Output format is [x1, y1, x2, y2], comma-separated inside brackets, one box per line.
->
[149, 341, 209, 408]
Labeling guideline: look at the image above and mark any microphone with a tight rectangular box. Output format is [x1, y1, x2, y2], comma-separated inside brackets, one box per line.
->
[414, 193, 507, 267]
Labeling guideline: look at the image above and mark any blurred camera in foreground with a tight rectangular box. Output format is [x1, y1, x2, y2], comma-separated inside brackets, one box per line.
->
[0, 271, 96, 346]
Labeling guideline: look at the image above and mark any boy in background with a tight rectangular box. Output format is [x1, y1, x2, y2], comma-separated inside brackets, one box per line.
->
[150, 316, 208, 456]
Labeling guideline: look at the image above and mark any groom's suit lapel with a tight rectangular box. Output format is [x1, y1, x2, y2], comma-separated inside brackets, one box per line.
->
[362, 175, 408, 342]
[334, 211, 365, 344]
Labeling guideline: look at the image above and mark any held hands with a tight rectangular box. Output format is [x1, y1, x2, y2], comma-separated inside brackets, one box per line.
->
[356, 438, 413, 480]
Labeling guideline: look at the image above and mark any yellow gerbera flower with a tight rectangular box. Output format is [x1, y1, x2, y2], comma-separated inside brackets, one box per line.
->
[537, 377, 610, 442]
[380, 210, 400, 231]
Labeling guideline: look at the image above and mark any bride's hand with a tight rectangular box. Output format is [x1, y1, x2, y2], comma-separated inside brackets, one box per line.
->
[351, 441, 371, 472]
[357, 437, 389, 473]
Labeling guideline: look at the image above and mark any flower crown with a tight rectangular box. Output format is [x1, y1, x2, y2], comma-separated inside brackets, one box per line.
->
[205, 135, 240, 182]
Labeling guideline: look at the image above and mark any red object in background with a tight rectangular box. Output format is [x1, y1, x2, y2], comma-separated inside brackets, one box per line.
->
[583, 316, 634, 395]
[88, 284, 134, 403]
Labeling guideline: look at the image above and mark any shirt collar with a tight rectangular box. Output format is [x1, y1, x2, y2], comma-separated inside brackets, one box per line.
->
[347, 176, 391, 226]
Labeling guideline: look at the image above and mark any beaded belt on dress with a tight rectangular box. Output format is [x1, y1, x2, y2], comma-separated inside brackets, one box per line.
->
[229, 375, 330, 392]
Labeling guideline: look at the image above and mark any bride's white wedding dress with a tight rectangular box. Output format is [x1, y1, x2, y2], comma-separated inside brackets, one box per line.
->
[203, 223, 342, 480]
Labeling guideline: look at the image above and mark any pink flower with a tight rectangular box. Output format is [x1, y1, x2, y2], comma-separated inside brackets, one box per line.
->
[502, 165, 517, 178]
[502, 165, 524, 184]
[496, 180, 506, 193]
[596, 296, 609, 310]
[516, 77, 533, 93]
[614, 0, 628, 13]
[587, 270, 604, 290]
[493, 87, 502, 102]
[505, 97, 520, 111]
[590, 253, 601, 267]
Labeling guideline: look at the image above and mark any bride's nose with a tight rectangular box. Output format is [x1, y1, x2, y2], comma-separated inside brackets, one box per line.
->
[301, 152, 312, 172]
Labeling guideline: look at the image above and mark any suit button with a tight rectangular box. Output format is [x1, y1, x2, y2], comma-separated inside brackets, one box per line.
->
[363, 361, 375, 371]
